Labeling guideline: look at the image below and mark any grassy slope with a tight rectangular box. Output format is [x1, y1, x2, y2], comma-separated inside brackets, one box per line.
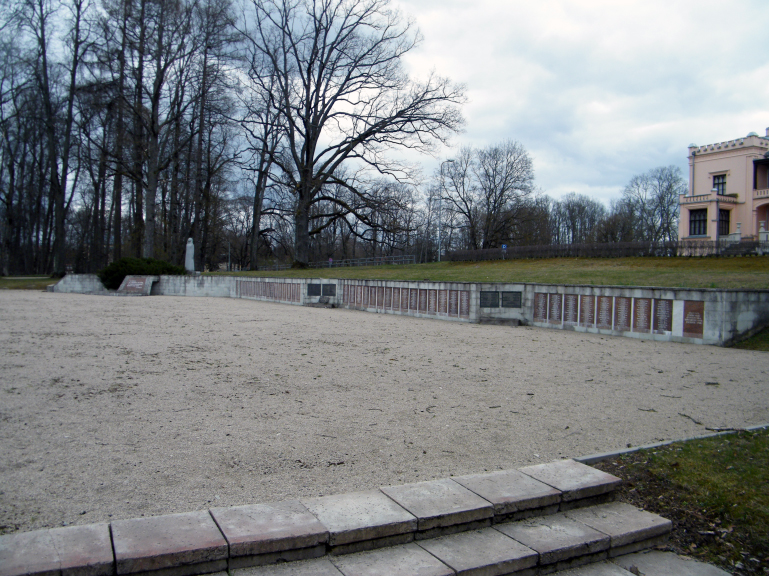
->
[217, 256, 769, 289]
[0, 276, 58, 290]
[596, 429, 769, 574]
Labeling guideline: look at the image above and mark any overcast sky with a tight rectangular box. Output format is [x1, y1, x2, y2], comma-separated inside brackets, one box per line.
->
[393, 0, 769, 205]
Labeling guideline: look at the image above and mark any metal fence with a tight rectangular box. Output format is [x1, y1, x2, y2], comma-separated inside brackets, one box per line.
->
[260, 254, 417, 271]
[445, 239, 767, 262]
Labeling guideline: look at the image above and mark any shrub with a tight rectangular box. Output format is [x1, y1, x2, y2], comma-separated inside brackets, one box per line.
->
[98, 258, 186, 290]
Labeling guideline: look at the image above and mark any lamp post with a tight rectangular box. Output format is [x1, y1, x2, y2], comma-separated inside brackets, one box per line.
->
[437, 159, 454, 262]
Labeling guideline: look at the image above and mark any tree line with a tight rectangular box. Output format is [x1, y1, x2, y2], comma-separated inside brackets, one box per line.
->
[0, 0, 682, 276]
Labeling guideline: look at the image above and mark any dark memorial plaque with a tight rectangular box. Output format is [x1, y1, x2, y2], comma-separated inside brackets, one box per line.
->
[579, 295, 595, 327]
[654, 299, 673, 333]
[409, 288, 418, 311]
[377, 287, 384, 309]
[401, 288, 409, 311]
[633, 298, 651, 333]
[418, 289, 428, 312]
[501, 291, 522, 308]
[308, 282, 319, 297]
[548, 293, 562, 324]
[615, 297, 631, 331]
[384, 288, 392, 309]
[683, 300, 705, 338]
[449, 290, 459, 316]
[322, 284, 336, 297]
[438, 290, 448, 314]
[597, 296, 613, 329]
[564, 294, 579, 325]
[459, 290, 470, 318]
[428, 290, 437, 314]
[534, 293, 547, 322]
[480, 291, 500, 308]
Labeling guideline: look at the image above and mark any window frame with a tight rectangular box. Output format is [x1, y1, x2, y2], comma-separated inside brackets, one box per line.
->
[689, 208, 708, 236]
[713, 174, 726, 195]
[718, 209, 730, 237]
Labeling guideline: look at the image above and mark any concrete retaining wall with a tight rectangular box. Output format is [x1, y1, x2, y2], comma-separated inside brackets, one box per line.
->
[51, 274, 769, 346]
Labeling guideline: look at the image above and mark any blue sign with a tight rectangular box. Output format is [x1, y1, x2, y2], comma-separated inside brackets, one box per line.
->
[501, 244, 507, 250]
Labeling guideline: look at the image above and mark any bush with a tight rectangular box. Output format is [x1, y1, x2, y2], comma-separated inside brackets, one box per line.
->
[98, 258, 186, 290]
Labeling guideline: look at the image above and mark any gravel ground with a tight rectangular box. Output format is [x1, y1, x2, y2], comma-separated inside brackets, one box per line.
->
[1, 291, 767, 534]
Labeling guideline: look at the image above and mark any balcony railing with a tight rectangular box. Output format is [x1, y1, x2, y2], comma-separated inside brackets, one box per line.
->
[754, 188, 769, 200]
[679, 193, 740, 204]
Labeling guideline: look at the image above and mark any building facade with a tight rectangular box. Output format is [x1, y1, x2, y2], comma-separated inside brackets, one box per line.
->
[679, 128, 769, 242]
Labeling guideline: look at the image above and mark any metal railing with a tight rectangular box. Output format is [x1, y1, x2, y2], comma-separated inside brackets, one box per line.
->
[260, 254, 417, 271]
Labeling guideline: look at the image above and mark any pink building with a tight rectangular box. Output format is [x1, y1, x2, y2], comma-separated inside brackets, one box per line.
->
[679, 128, 769, 244]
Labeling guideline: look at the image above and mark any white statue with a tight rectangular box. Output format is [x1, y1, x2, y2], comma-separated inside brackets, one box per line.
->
[185, 238, 195, 272]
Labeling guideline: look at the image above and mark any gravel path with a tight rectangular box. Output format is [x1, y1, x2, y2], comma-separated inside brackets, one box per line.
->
[1, 291, 767, 534]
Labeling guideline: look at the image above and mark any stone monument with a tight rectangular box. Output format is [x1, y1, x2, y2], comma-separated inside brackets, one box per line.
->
[185, 238, 195, 272]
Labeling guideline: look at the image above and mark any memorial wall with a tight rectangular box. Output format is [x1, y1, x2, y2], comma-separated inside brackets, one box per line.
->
[51, 274, 769, 346]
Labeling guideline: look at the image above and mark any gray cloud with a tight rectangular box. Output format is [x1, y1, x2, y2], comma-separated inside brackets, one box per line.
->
[394, 0, 769, 204]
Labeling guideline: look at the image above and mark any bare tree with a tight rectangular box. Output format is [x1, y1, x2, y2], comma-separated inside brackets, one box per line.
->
[621, 165, 683, 242]
[240, 0, 465, 266]
[442, 140, 534, 250]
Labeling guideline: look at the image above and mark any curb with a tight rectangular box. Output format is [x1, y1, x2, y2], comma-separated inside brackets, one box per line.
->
[574, 422, 769, 465]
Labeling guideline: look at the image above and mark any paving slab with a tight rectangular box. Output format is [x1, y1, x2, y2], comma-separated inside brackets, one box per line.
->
[518, 460, 620, 502]
[49, 524, 113, 576]
[564, 502, 671, 550]
[210, 500, 327, 557]
[495, 513, 610, 565]
[231, 557, 343, 576]
[418, 527, 538, 576]
[613, 551, 732, 576]
[111, 511, 228, 575]
[380, 478, 493, 532]
[330, 542, 453, 576]
[452, 469, 562, 519]
[553, 561, 631, 575]
[0, 530, 60, 576]
[301, 491, 416, 547]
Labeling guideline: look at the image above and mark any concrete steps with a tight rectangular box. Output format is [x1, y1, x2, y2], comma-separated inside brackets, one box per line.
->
[0, 459, 674, 576]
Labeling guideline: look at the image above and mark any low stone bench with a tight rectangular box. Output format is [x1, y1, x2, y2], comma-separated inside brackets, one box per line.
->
[0, 460, 660, 576]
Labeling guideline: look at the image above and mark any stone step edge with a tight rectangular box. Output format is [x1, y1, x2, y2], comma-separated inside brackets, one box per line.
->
[230, 503, 672, 576]
[0, 459, 622, 576]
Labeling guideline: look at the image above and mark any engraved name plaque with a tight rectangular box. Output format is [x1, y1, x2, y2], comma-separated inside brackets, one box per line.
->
[438, 290, 447, 314]
[534, 293, 547, 322]
[683, 300, 705, 338]
[597, 296, 613, 329]
[615, 297, 631, 331]
[480, 291, 500, 308]
[633, 298, 651, 333]
[548, 293, 562, 324]
[653, 299, 673, 333]
[459, 291, 470, 317]
[449, 290, 459, 316]
[564, 294, 579, 325]
[579, 295, 595, 327]
[501, 291, 522, 308]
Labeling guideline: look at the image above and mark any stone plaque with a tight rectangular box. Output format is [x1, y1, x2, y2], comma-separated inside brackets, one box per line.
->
[548, 293, 562, 324]
[501, 291, 522, 308]
[401, 287, 409, 311]
[393, 287, 401, 310]
[428, 289, 437, 314]
[615, 297, 631, 331]
[534, 293, 547, 322]
[449, 290, 459, 316]
[356, 285, 363, 306]
[597, 296, 613, 329]
[438, 290, 448, 314]
[363, 286, 369, 308]
[683, 300, 705, 338]
[579, 295, 595, 326]
[418, 289, 428, 312]
[480, 291, 500, 308]
[122, 277, 148, 293]
[633, 298, 651, 333]
[322, 284, 336, 297]
[377, 287, 384, 308]
[654, 299, 673, 333]
[384, 287, 392, 309]
[409, 288, 418, 311]
[459, 290, 470, 317]
[370, 287, 377, 307]
[564, 294, 579, 325]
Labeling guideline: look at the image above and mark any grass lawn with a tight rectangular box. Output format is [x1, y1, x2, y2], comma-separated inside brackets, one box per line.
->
[732, 327, 769, 351]
[0, 276, 58, 290]
[218, 256, 769, 290]
[594, 429, 769, 575]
